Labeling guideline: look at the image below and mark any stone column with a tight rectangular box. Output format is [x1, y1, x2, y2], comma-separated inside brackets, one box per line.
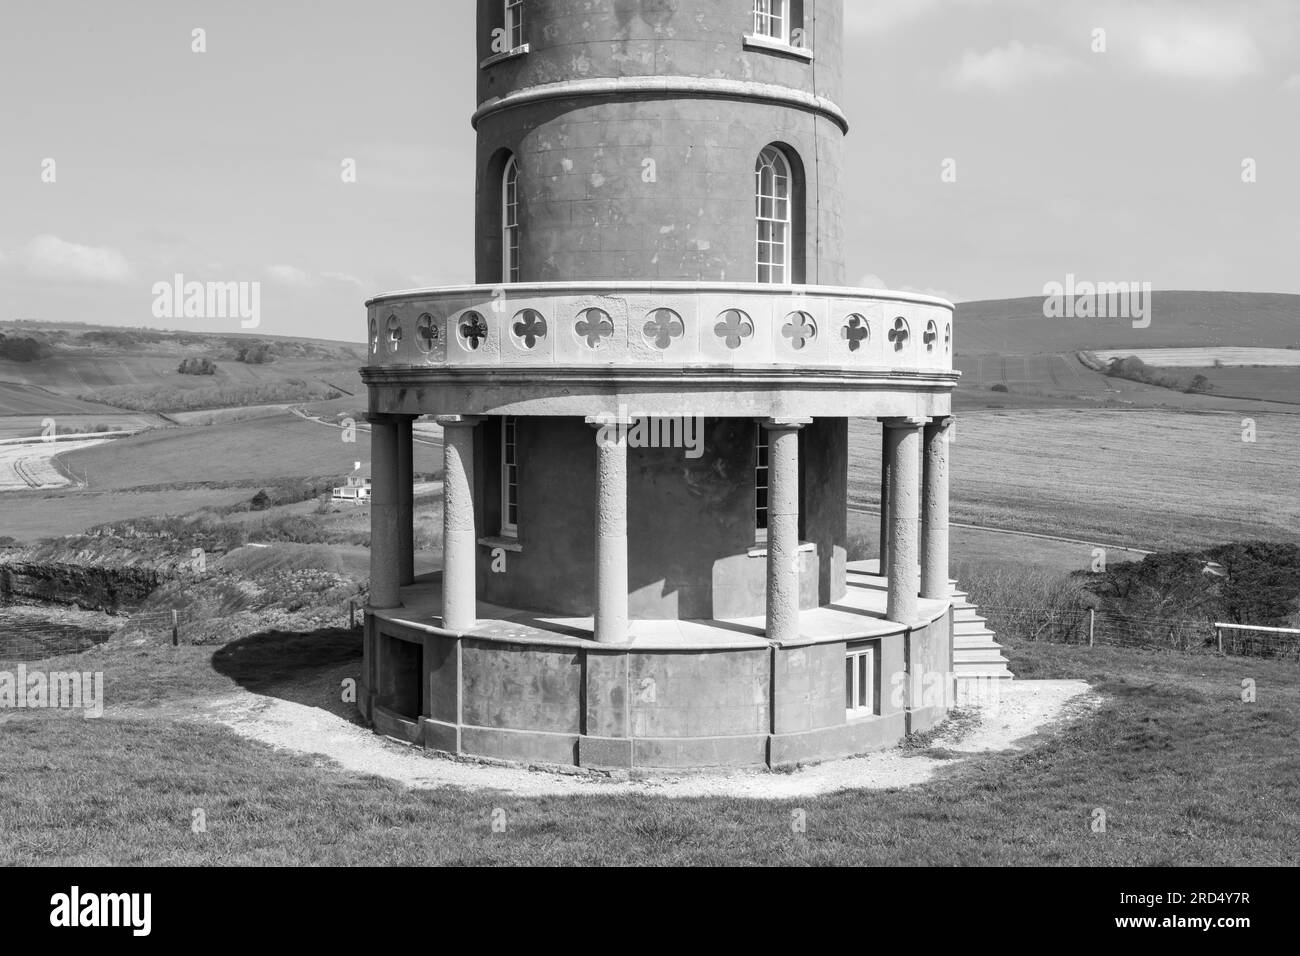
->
[397, 416, 414, 586]
[587, 415, 630, 644]
[367, 415, 402, 610]
[921, 416, 954, 601]
[883, 417, 924, 624]
[878, 419, 892, 576]
[437, 416, 482, 632]
[763, 418, 811, 644]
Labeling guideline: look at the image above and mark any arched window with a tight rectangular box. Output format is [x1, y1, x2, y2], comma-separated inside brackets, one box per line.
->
[502, 155, 520, 283]
[753, 0, 787, 42]
[755, 146, 792, 284]
[505, 0, 525, 50]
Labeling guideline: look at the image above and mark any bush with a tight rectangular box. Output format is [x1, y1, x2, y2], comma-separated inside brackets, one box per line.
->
[250, 490, 271, 511]
[178, 357, 217, 376]
[990, 383, 1010, 393]
[0, 334, 49, 362]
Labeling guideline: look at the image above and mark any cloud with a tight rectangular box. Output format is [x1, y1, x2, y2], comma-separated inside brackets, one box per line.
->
[321, 271, 366, 288]
[13, 234, 133, 284]
[265, 264, 315, 287]
[1284, 74, 1300, 90]
[1136, 20, 1261, 81]
[950, 42, 1077, 91]
[858, 273, 889, 290]
[844, 0, 946, 36]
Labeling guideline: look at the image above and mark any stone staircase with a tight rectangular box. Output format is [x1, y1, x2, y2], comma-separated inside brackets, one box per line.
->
[951, 584, 1013, 680]
[846, 560, 1013, 680]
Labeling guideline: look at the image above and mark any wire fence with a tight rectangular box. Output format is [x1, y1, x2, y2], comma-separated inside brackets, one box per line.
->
[980, 605, 1300, 661]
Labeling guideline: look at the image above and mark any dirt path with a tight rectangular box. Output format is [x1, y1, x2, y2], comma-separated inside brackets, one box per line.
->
[124, 677, 1099, 799]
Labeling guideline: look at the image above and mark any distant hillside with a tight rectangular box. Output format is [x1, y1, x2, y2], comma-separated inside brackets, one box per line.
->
[0, 323, 366, 415]
[957, 291, 1300, 355]
[953, 292, 1300, 412]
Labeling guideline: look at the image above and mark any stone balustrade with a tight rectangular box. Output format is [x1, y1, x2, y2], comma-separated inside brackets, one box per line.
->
[365, 282, 955, 375]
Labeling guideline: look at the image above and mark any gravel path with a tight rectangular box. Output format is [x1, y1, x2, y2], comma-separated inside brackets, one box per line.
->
[191, 677, 1098, 799]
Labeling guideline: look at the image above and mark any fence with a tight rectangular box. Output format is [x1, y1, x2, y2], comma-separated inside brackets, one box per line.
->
[979, 605, 1300, 661]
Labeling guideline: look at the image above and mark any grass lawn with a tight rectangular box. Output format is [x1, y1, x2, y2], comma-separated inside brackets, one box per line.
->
[1, 630, 1297, 866]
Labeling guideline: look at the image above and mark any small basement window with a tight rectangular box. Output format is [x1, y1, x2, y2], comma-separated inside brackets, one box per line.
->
[846, 643, 878, 719]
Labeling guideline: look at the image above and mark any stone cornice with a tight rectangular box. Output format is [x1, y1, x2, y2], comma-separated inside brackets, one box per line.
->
[472, 76, 849, 133]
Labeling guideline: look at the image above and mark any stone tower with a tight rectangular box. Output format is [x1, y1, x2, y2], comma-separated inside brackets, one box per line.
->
[358, 0, 975, 771]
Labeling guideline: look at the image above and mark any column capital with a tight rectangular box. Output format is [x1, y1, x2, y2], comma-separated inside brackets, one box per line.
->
[928, 415, 956, 430]
[881, 416, 927, 430]
[761, 417, 813, 431]
[435, 415, 486, 428]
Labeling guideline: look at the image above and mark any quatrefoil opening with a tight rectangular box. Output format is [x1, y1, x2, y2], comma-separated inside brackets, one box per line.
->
[782, 311, 817, 352]
[715, 310, 754, 350]
[576, 308, 615, 349]
[643, 309, 685, 350]
[842, 314, 870, 353]
[923, 320, 939, 353]
[458, 311, 489, 351]
[888, 317, 910, 353]
[511, 309, 548, 350]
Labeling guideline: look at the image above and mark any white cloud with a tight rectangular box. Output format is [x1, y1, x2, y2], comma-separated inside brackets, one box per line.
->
[13, 234, 133, 284]
[858, 273, 889, 290]
[951, 42, 1077, 91]
[844, 0, 945, 36]
[265, 264, 315, 287]
[1137, 20, 1261, 81]
[322, 271, 366, 288]
[1284, 74, 1300, 90]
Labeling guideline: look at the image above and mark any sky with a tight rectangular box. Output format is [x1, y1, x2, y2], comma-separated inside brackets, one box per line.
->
[1, 0, 1296, 343]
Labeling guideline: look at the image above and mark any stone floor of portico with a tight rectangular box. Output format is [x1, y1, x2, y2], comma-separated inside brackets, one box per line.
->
[374, 559, 953, 650]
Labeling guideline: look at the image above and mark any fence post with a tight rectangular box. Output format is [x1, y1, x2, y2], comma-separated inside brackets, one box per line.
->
[1088, 609, 1095, 648]
[349, 598, 356, 629]
[171, 609, 179, 647]
[1217, 626, 1224, 655]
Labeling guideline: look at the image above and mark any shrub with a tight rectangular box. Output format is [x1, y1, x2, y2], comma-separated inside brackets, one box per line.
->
[250, 490, 271, 511]
[990, 383, 1010, 393]
[178, 357, 217, 376]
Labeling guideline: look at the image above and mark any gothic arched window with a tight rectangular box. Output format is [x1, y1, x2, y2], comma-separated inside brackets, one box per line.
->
[502, 155, 520, 283]
[755, 145, 792, 284]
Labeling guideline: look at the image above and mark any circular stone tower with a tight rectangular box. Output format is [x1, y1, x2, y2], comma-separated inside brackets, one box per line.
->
[359, 0, 963, 771]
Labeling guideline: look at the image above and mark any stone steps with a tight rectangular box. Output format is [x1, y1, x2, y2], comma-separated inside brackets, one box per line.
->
[846, 561, 1014, 680]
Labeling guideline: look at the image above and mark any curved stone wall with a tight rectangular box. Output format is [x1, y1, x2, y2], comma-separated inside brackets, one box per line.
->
[471, 0, 847, 283]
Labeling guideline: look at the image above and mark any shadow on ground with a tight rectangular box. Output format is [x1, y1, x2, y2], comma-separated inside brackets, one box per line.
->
[210, 627, 364, 722]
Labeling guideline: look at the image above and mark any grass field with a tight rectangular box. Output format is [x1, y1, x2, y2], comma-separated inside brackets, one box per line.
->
[1, 631, 1296, 865]
[850, 409, 1300, 552]
[958, 292, 1300, 354]
[1090, 348, 1300, 368]
[0, 414, 440, 541]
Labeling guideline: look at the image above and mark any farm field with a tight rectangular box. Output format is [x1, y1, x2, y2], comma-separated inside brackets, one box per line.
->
[0, 437, 115, 491]
[954, 352, 1300, 412]
[1090, 347, 1300, 367]
[849, 409, 1300, 552]
[0, 413, 442, 541]
[1158, 366, 1300, 405]
[957, 291, 1300, 354]
[0, 381, 125, 417]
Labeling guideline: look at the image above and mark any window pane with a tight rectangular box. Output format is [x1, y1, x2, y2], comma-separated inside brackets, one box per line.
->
[845, 658, 854, 709]
[858, 655, 868, 708]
